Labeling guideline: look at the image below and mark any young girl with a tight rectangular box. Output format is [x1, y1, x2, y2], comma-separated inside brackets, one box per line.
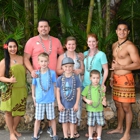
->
[56, 36, 84, 138]
[0, 38, 27, 140]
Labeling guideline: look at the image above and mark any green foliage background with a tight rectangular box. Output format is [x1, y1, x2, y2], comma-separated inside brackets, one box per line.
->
[0, 0, 140, 65]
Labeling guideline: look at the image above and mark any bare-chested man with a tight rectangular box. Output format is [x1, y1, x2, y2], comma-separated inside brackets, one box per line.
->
[107, 21, 140, 140]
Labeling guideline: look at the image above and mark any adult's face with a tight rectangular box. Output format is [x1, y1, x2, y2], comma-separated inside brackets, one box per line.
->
[87, 36, 98, 49]
[116, 24, 130, 40]
[38, 21, 50, 36]
[8, 42, 18, 55]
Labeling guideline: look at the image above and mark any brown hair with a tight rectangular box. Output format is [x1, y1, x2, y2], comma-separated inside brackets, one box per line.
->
[87, 33, 98, 41]
[65, 36, 76, 45]
[90, 69, 100, 77]
[63, 36, 76, 52]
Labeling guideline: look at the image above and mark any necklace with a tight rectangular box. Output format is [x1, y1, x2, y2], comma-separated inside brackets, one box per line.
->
[13, 60, 17, 63]
[116, 39, 127, 53]
[38, 68, 52, 93]
[88, 84, 102, 108]
[86, 49, 98, 72]
[39, 35, 52, 55]
[62, 73, 76, 101]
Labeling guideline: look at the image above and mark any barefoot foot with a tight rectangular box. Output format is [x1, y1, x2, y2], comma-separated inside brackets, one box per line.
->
[120, 134, 130, 140]
[14, 130, 21, 137]
[107, 128, 123, 134]
[10, 133, 17, 140]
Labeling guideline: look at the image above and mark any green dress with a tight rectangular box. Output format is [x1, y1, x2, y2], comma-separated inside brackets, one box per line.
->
[0, 64, 27, 116]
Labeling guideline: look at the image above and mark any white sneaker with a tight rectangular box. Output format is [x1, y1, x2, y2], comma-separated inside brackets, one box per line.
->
[47, 127, 53, 137]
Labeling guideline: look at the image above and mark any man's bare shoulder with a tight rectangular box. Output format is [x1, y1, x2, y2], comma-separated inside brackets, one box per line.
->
[112, 41, 117, 49]
[126, 40, 136, 49]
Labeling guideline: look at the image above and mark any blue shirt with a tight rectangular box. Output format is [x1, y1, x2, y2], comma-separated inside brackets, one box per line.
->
[83, 51, 108, 87]
[32, 70, 56, 103]
[56, 74, 81, 109]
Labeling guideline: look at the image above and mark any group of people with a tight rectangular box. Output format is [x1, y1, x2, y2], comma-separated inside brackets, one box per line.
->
[0, 19, 139, 140]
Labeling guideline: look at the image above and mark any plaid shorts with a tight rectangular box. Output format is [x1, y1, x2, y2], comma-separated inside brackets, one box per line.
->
[59, 108, 77, 124]
[35, 102, 55, 120]
[87, 111, 105, 126]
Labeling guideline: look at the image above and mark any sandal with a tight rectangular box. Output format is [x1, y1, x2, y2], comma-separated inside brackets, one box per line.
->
[68, 133, 71, 138]
[93, 131, 98, 140]
[74, 132, 80, 138]
[85, 131, 98, 139]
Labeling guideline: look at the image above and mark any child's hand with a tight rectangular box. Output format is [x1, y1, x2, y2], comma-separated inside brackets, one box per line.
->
[33, 101, 36, 106]
[110, 80, 113, 88]
[73, 69, 81, 75]
[58, 103, 65, 112]
[9, 75, 17, 83]
[86, 99, 93, 105]
[102, 97, 107, 106]
[31, 70, 38, 78]
[32, 97, 36, 106]
[73, 104, 78, 112]
[78, 52, 84, 61]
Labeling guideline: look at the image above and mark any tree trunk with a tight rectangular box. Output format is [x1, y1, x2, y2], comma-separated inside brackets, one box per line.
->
[97, 0, 103, 38]
[24, 0, 30, 40]
[105, 0, 110, 37]
[131, 2, 134, 42]
[57, 0, 66, 34]
[34, 0, 38, 36]
[86, 0, 94, 34]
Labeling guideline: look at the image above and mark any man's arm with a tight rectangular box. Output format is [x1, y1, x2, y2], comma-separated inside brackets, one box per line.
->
[124, 44, 140, 70]
[56, 87, 65, 111]
[24, 53, 37, 78]
[24, 53, 33, 73]
[32, 84, 36, 106]
[73, 87, 80, 112]
[56, 55, 64, 76]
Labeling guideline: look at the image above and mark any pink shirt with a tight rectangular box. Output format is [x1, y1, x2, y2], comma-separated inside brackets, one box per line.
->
[24, 35, 64, 71]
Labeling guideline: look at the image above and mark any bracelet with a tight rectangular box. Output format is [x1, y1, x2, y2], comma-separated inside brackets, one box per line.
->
[109, 77, 113, 81]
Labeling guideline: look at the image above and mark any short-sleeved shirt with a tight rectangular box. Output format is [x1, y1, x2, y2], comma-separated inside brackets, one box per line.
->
[82, 85, 105, 112]
[24, 35, 64, 71]
[83, 51, 108, 87]
[56, 74, 81, 109]
[32, 69, 56, 103]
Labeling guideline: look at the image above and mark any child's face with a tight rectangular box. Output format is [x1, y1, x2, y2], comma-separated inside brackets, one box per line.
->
[38, 56, 49, 69]
[90, 74, 100, 86]
[62, 64, 74, 74]
[65, 40, 76, 52]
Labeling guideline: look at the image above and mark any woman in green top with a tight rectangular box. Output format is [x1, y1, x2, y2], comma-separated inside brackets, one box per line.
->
[0, 38, 27, 140]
